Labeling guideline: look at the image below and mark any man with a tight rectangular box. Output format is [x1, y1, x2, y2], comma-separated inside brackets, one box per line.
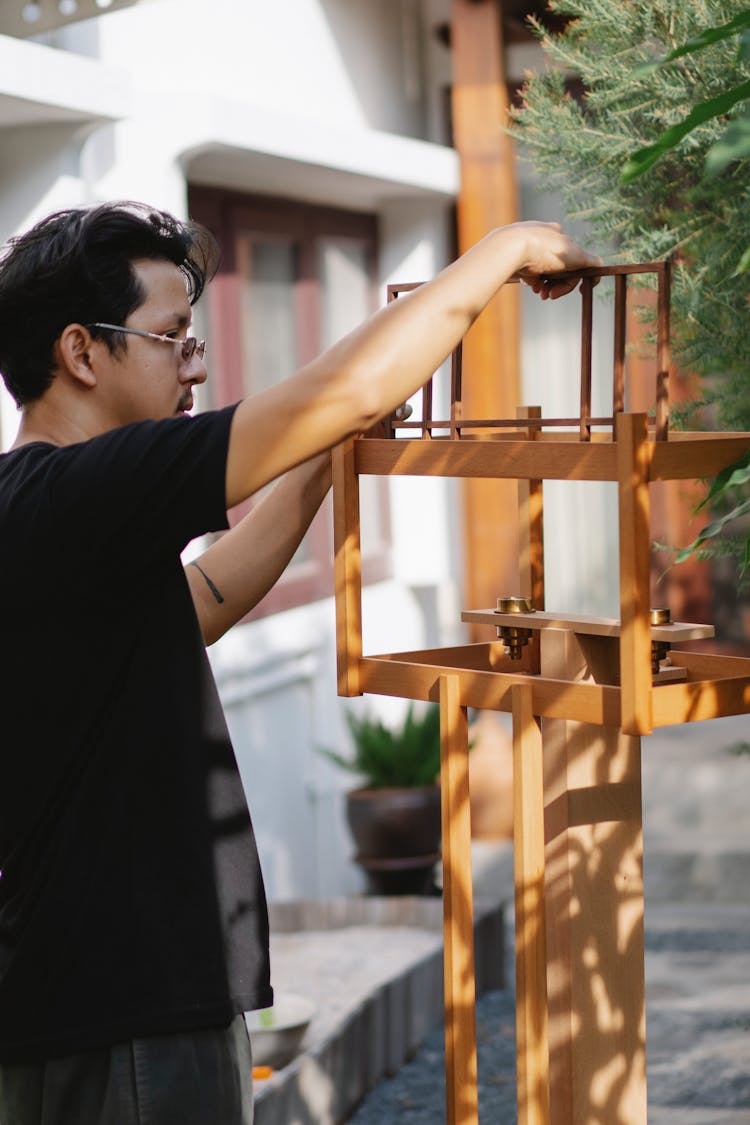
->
[0, 201, 598, 1124]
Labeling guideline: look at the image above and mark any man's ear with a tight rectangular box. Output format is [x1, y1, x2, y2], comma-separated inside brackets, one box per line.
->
[56, 324, 98, 388]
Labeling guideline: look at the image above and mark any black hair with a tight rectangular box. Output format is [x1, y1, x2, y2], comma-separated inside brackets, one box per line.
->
[0, 201, 220, 406]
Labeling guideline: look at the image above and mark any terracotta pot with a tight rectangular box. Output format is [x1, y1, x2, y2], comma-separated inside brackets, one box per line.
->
[356, 854, 440, 897]
[346, 785, 441, 858]
[345, 785, 441, 895]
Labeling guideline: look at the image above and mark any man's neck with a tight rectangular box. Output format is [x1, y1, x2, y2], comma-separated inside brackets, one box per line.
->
[10, 398, 100, 451]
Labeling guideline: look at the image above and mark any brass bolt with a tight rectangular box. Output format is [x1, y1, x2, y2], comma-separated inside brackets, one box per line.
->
[495, 595, 534, 659]
[650, 607, 672, 673]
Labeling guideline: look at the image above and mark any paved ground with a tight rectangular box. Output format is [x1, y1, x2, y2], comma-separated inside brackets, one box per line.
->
[347, 903, 750, 1123]
[347, 714, 750, 1123]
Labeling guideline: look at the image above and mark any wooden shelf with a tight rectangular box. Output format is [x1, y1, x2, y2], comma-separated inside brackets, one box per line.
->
[461, 608, 715, 642]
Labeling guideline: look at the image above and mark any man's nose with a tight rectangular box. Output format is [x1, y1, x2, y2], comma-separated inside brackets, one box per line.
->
[180, 355, 208, 385]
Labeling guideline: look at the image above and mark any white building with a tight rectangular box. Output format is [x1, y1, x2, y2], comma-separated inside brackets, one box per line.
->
[0, 0, 618, 901]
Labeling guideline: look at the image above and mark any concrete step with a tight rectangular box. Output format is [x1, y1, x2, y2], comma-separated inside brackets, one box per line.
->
[252, 895, 505, 1125]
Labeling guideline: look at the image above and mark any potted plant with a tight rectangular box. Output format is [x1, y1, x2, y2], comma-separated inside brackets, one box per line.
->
[321, 704, 443, 896]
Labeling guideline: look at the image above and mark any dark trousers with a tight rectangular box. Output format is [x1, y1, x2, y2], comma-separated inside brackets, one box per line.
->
[0, 1016, 253, 1125]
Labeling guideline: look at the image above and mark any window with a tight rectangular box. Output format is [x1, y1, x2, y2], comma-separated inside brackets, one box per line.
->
[189, 188, 391, 619]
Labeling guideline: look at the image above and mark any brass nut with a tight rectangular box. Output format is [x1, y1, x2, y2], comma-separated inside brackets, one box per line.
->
[495, 595, 534, 614]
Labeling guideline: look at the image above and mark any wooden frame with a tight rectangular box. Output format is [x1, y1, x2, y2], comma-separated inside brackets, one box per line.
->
[332, 262, 750, 1124]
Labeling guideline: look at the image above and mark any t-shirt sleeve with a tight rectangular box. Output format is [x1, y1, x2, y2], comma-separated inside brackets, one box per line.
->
[40, 404, 239, 568]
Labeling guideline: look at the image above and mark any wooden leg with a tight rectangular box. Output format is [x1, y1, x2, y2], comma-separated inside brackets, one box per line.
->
[616, 412, 652, 736]
[332, 438, 362, 697]
[542, 630, 647, 1125]
[512, 683, 551, 1125]
[439, 674, 478, 1125]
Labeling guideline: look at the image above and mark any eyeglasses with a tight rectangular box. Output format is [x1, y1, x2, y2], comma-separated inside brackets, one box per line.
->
[87, 323, 206, 362]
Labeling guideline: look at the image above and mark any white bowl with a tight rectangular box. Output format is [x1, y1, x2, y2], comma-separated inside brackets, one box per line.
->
[244, 992, 316, 1070]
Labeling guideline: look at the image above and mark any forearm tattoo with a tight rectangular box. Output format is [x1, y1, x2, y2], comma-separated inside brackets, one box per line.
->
[189, 560, 225, 605]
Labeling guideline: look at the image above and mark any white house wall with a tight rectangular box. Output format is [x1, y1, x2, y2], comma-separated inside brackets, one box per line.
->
[0, 0, 620, 902]
[0, 0, 461, 903]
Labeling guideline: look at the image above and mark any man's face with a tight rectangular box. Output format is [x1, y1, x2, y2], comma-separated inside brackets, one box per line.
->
[98, 258, 207, 425]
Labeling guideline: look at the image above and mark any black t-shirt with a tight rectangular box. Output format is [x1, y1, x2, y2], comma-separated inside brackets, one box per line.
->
[0, 406, 272, 1062]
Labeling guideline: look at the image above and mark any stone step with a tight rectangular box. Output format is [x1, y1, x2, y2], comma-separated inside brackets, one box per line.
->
[252, 896, 505, 1125]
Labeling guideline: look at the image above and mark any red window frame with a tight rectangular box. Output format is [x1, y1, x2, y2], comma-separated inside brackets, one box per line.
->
[189, 186, 392, 621]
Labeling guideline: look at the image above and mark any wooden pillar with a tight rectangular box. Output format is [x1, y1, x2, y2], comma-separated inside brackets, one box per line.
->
[512, 683, 551, 1125]
[541, 631, 647, 1125]
[451, 0, 521, 627]
[439, 674, 478, 1125]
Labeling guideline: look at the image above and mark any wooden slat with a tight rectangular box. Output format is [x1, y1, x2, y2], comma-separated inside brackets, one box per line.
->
[651, 668, 750, 726]
[617, 413, 653, 734]
[332, 439, 362, 697]
[517, 406, 545, 674]
[512, 683, 550, 1125]
[655, 260, 671, 441]
[506, 262, 667, 282]
[613, 273, 627, 416]
[451, 341, 463, 438]
[579, 278, 594, 441]
[439, 674, 478, 1125]
[355, 438, 619, 482]
[358, 657, 623, 726]
[650, 434, 750, 480]
[386, 416, 615, 432]
[667, 649, 750, 678]
[422, 378, 434, 440]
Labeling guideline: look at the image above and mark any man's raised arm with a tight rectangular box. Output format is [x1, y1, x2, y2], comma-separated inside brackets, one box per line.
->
[224, 221, 600, 508]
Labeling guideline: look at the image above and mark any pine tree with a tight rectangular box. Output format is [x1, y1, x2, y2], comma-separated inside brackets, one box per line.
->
[510, 1, 750, 575]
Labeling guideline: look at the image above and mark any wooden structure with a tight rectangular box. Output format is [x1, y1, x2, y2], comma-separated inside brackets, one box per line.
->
[332, 262, 750, 1124]
[451, 0, 522, 613]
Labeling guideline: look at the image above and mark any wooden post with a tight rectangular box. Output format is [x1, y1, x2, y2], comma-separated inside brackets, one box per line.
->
[333, 438, 362, 696]
[542, 630, 647, 1125]
[579, 278, 594, 441]
[512, 683, 551, 1125]
[517, 405, 545, 674]
[655, 261, 671, 441]
[451, 0, 522, 625]
[439, 674, 478, 1125]
[616, 412, 653, 735]
[613, 273, 627, 418]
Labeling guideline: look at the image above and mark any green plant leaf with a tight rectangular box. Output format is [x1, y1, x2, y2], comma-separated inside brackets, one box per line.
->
[319, 704, 442, 789]
[734, 244, 750, 276]
[695, 449, 750, 512]
[740, 27, 750, 62]
[742, 535, 750, 578]
[705, 110, 750, 175]
[675, 496, 750, 563]
[660, 9, 750, 63]
[622, 79, 750, 183]
[631, 11, 750, 80]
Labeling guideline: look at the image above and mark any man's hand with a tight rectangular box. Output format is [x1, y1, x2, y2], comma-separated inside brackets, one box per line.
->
[509, 221, 603, 299]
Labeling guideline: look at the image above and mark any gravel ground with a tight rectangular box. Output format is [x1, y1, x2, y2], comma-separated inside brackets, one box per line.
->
[347, 989, 518, 1124]
[348, 906, 750, 1124]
